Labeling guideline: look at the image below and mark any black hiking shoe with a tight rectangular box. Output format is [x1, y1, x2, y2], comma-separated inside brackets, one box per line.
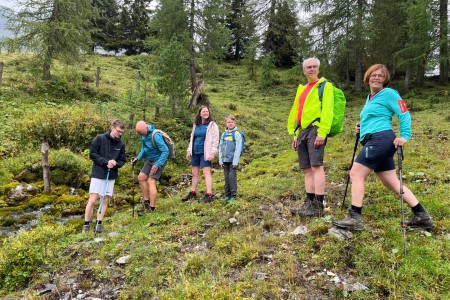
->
[82, 224, 90, 233]
[291, 200, 323, 217]
[137, 201, 152, 216]
[182, 191, 196, 202]
[404, 211, 434, 229]
[332, 210, 364, 231]
[94, 223, 103, 234]
[199, 194, 213, 203]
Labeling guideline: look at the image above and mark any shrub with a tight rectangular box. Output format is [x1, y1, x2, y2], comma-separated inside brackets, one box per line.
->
[19, 104, 111, 152]
[0, 224, 74, 291]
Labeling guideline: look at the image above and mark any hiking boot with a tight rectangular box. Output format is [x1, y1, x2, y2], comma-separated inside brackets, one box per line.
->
[291, 200, 323, 217]
[94, 223, 103, 234]
[182, 191, 196, 202]
[199, 194, 213, 203]
[137, 201, 151, 216]
[332, 210, 364, 231]
[82, 224, 90, 233]
[404, 211, 434, 229]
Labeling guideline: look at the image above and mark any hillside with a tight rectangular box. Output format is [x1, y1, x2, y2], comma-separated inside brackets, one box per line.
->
[0, 53, 449, 299]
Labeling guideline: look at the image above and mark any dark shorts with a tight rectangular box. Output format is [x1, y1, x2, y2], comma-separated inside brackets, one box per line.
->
[191, 153, 211, 167]
[141, 161, 165, 180]
[297, 126, 327, 169]
[355, 130, 396, 172]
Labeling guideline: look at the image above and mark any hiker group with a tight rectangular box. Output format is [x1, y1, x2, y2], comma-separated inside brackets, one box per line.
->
[82, 57, 433, 234]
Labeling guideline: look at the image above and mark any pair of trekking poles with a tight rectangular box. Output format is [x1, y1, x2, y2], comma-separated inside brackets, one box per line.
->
[343, 132, 407, 255]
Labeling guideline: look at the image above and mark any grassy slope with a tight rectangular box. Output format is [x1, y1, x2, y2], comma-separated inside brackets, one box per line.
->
[0, 54, 449, 299]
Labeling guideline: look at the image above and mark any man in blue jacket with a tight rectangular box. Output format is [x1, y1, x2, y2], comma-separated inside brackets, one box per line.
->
[131, 121, 169, 215]
[83, 120, 126, 233]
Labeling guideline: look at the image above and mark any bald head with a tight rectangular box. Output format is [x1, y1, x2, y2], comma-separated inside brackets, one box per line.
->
[135, 121, 148, 136]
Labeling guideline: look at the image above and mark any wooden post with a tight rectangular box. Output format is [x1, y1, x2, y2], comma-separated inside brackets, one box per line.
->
[41, 142, 51, 193]
[0, 62, 3, 87]
[96, 67, 100, 88]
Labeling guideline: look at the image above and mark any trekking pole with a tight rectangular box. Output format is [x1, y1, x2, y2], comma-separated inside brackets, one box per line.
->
[98, 169, 110, 215]
[342, 131, 360, 210]
[131, 162, 136, 217]
[397, 146, 407, 256]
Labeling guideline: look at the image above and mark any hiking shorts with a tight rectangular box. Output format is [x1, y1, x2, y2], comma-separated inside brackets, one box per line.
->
[355, 130, 396, 172]
[297, 126, 327, 169]
[89, 178, 116, 196]
[141, 161, 165, 180]
[191, 153, 211, 168]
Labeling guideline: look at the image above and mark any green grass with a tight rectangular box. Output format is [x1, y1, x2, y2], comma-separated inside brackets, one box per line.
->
[0, 53, 449, 299]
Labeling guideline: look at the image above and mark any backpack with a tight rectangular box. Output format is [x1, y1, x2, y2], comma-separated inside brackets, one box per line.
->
[221, 130, 245, 155]
[151, 129, 175, 159]
[318, 80, 346, 137]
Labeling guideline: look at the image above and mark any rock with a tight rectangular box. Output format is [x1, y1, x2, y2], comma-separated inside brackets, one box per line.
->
[290, 225, 308, 235]
[7, 184, 26, 201]
[116, 255, 131, 265]
[328, 227, 353, 240]
[344, 282, 370, 292]
[253, 272, 269, 280]
[37, 283, 56, 295]
[25, 184, 36, 194]
[108, 231, 120, 237]
[229, 217, 238, 224]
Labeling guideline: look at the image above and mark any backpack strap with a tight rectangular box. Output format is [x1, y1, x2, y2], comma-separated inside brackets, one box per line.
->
[317, 79, 329, 102]
[231, 130, 236, 141]
[151, 130, 161, 148]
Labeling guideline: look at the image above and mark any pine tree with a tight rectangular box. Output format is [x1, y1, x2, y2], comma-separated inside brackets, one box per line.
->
[4, 0, 94, 80]
[91, 0, 120, 53]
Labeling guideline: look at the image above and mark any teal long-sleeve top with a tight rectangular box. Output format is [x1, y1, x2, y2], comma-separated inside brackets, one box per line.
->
[359, 88, 411, 141]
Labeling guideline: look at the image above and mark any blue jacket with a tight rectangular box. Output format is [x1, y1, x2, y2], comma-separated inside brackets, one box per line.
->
[219, 127, 242, 166]
[136, 124, 169, 167]
[360, 88, 411, 141]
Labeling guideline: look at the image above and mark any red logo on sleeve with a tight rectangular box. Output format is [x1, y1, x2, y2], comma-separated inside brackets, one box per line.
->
[398, 100, 409, 113]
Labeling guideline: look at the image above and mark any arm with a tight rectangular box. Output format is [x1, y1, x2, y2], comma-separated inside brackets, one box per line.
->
[89, 135, 108, 166]
[115, 144, 126, 168]
[232, 132, 243, 166]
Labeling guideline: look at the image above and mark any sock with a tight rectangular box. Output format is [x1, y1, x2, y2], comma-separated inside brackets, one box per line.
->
[306, 192, 315, 201]
[150, 206, 156, 211]
[96, 220, 103, 225]
[315, 194, 325, 203]
[411, 203, 425, 213]
[84, 221, 90, 225]
[144, 199, 150, 203]
[190, 190, 197, 195]
[206, 192, 213, 196]
[351, 205, 362, 215]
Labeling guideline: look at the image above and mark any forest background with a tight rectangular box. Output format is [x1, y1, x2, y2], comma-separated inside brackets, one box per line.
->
[0, 0, 449, 299]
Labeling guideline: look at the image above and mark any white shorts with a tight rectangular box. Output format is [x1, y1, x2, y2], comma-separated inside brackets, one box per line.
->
[89, 178, 116, 196]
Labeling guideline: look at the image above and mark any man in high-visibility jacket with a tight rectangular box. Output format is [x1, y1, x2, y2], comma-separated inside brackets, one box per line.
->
[287, 57, 334, 217]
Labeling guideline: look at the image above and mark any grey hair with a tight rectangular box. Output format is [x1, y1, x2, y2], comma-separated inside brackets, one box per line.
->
[302, 57, 320, 69]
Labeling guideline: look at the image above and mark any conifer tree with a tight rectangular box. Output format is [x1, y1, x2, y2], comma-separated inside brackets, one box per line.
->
[4, 0, 94, 80]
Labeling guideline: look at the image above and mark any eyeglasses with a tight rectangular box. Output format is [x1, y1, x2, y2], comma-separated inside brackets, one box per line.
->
[305, 65, 318, 70]
[114, 127, 125, 134]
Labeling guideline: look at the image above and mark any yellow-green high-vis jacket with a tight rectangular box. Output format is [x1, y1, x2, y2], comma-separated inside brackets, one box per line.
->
[287, 77, 334, 139]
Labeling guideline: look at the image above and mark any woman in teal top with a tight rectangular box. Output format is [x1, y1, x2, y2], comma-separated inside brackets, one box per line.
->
[333, 64, 433, 231]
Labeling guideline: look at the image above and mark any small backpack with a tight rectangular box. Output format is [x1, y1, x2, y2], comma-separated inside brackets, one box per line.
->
[318, 80, 346, 137]
[151, 129, 175, 159]
[221, 130, 245, 155]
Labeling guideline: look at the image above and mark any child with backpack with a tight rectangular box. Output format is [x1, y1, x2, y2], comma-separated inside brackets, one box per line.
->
[219, 115, 244, 203]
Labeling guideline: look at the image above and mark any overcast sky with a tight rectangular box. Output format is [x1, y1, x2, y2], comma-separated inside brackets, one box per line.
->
[0, 0, 14, 9]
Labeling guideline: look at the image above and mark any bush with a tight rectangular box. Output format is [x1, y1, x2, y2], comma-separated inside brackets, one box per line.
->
[0, 224, 74, 291]
[19, 104, 112, 152]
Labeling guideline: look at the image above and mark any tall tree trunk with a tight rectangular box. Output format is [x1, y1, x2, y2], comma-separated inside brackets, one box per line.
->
[189, 0, 197, 93]
[416, 60, 425, 85]
[438, 0, 449, 84]
[354, 0, 364, 92]
[41, 142, 51, 193]
[42, 56, 51, 80]
[404, 64, 411, 92]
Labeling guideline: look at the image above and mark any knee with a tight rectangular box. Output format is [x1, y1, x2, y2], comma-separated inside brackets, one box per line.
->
[138, 173, 148, 182]
[350, 169, 363, 182]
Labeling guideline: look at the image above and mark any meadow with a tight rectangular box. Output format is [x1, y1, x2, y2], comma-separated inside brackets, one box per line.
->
[0, 53, 449, 299]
